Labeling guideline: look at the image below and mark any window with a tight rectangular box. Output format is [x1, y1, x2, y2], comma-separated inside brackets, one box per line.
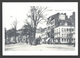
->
[67, 39, 68, 42]
[64, 39, 66, 42]
[63, 34, 65, 37]
[67, 28, 68, 31]
[62, 34, 63, 37]
[69, 29, 72, 32]
[67, 34, 68, 37]
[64, 28, 66, 31]
[63, 34, 64, 37]
[62, 38, 63, 42]
[62, 28, 63, 32]
[72, 39, 73, 41]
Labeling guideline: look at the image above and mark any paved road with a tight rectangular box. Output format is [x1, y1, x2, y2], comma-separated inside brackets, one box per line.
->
[5, 43, 75, 51]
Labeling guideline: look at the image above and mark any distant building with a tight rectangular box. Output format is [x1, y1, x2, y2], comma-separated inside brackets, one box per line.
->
[36, 28, 47, 44]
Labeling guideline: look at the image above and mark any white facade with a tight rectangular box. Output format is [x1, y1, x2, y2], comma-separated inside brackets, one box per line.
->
[54, 26, 75, 44]
[59, 14, 66, 20]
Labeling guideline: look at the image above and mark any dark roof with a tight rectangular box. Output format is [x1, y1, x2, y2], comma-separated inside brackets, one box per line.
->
[47, 13, 60, 20]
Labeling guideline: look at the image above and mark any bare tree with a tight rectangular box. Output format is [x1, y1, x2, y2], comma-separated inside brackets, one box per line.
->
[11, 19, 19, 43]
[24, 19, 34, 45]
[27, 6, 47, 44]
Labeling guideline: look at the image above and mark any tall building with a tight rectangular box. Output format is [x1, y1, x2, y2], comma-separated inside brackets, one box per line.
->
[47, 12, 75, 44]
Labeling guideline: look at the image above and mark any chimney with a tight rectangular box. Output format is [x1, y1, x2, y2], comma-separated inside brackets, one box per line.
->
[64, 13, 66, 15]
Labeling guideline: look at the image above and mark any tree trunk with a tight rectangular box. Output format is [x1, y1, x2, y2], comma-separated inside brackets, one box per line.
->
[26, 34, 28, 43]
[14, 26, 16, 43]
[33, 21, 36, 44]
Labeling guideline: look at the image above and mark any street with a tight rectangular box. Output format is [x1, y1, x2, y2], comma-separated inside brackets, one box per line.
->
[5, 43, 75, 51]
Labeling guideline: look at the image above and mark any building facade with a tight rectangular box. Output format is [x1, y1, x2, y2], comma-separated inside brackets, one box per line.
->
[54, 26, 75, 44]
[47, 12, 75, 44]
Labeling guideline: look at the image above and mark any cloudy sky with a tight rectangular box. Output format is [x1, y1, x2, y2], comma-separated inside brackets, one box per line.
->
[2, 2, 78, 30]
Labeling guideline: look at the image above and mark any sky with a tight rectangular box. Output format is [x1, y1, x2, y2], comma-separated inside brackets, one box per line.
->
[2, 2, 78, 30]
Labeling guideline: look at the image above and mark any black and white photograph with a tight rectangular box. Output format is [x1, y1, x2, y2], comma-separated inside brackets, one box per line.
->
[2, 2, 78, 56]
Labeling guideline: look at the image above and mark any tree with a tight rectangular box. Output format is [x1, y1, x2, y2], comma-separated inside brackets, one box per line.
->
[24, 18, 35, 45]
[10, 19, 19, 43]
[27, 6, 47, 44]
[6, 28, 15, 43]
[22, 24, 33, 44]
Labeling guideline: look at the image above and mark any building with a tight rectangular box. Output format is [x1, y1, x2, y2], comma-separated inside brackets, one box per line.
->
[46, 13, 60, 44]
[54, 26, 75, 44]
[36, 28, 47, 43]
[47, 12, 75, 44]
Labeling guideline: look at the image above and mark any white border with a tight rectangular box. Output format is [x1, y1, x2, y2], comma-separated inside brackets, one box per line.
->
[2, 2, 78, 56]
